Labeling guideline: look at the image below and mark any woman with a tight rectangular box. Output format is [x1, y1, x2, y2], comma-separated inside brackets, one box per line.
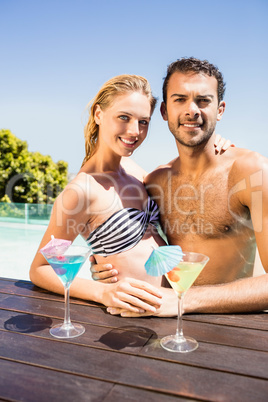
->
[30, 74, 231, 315]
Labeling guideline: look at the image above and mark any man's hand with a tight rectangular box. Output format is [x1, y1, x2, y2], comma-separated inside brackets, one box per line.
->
[101, 278, 163, 314]
[106, 287, 177, 317]
[89, 255, 118, 283]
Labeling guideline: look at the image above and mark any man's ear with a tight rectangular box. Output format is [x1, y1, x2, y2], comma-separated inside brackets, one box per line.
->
[160, 101, 168, 121]
[217, 101, 226, 122]
[94, 104, 102, 125]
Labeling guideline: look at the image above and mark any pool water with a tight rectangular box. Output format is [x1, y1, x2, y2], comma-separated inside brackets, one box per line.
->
[0, 223, 91, 281]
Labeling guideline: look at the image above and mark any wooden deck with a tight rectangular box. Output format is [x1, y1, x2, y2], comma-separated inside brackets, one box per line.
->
[0, 277, 268, 401]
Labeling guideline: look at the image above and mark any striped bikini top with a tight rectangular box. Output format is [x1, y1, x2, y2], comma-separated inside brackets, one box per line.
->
[86, 197, 159, 256]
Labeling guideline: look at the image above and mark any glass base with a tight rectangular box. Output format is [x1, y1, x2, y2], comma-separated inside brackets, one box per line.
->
[160, 334, 199, 353]
[50, 322, 85, 339]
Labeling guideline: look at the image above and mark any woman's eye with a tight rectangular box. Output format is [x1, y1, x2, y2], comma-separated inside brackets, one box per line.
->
[119, 115, 129, 121]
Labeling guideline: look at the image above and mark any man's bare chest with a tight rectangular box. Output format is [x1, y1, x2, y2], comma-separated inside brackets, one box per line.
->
[151, 171, 250, 240]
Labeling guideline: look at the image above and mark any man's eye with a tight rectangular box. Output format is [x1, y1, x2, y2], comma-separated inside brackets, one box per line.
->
[175, 98, 185, 102]
[199, 99, 210, 104]
[139, 120, 148, 126]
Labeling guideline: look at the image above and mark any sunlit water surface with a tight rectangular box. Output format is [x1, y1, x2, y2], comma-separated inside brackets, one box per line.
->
[0, 223, 91, 281]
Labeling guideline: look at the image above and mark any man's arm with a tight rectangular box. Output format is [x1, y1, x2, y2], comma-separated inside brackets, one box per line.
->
[108, 272, 268, 318]
[247, 154, 268, 270]
[89, 255, 119, 282]
[185, 152, 268, 314]
[184, 274, 268, 313]
[181, 152, 268, 314]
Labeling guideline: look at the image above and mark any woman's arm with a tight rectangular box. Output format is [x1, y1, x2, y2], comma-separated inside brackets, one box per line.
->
[30, 177, 162, 312]
[31, 258, 163, 314]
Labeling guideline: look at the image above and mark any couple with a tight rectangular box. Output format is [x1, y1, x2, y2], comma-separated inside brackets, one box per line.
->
[30, 57, 268, 317]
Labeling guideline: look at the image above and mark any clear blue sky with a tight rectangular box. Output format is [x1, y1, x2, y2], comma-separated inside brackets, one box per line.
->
[1, 0, 268, 174]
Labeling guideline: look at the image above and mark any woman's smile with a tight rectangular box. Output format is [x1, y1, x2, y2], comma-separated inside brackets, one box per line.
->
[119, 136, 139, 147]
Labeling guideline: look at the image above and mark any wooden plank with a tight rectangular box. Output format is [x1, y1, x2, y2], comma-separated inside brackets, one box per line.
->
[0, 278, 36, 288]
[0, 292, 170, 337]
[0, 293, 104, 321]
[184, 312, 268, 331]
[2, 293, 268, 353]
[1, 282, 267, 401]
[2, 308, 268, 380]
[1, 331, 268, 401]
[103, 384, 191, 401]
[0, 309, 151, 354]
[0, 278, 98, 307]
[0, 359, 192, 402]
[0, 358, 114, 402]
[140, 334, 268, 379]
[156, 319, 268, 352]
[0, 278, 51, 297]
[1, 280, 268, 330]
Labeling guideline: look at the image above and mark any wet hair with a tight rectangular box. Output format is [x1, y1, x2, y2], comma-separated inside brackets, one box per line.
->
[82, 74, 157, 165]
[162, 57, 226, 104]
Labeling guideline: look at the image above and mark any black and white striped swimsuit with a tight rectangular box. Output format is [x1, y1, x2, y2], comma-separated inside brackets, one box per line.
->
[86, 197, 159, 256]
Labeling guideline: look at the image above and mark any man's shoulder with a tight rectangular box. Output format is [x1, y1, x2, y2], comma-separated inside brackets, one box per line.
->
[230, 148, 268, 172]
[144, 158, 178, 185]
[227, 148, 268, 207]
[224, 148, 268, 189]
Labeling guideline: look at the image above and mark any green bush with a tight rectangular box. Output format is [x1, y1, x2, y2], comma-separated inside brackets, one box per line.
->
[0, 129, 68, 204]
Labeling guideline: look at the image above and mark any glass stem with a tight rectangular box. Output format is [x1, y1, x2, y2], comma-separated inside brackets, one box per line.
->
[64, 285, 71, 326]
[176, 293, 184, 339]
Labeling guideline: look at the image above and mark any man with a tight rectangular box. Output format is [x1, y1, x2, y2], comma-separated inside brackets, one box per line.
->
[91, 57, 268, 315]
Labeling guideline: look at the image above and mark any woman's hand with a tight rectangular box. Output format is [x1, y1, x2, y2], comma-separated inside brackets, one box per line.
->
[106, 287, 177, 317]
[214, 134, 235, 154]
[101, 278, 163, 314]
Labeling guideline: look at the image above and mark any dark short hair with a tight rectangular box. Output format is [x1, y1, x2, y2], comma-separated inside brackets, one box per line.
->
[162, 57, 226, 104]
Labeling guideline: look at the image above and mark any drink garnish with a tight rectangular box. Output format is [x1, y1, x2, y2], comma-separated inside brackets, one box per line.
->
[167, 267, 180, 282]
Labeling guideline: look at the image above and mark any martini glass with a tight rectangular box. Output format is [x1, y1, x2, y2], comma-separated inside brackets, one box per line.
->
[160, 251, 209, 353]
[41, 245, 91, 339]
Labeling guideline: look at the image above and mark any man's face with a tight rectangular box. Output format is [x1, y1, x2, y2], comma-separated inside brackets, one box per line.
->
[161, 72, 225, 148]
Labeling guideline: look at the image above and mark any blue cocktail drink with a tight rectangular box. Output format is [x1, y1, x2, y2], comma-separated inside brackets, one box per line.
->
[40, 243, 91, 339]
[47, 255, 88, 287]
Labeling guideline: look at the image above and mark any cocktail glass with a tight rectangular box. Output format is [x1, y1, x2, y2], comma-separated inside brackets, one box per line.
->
[160, 251, 209, 353]
[41, 244, 91, 339]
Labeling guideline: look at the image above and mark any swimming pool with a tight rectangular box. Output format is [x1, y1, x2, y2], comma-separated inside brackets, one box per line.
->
[1, 222, 264, 282]
[0, 222, 91, 281]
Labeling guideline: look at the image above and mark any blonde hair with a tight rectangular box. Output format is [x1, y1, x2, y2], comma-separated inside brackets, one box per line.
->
[82, 74, 157, 166]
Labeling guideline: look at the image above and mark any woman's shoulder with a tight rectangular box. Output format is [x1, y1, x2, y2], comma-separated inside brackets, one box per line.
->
[67, 171, 93, 189]
[57, 171, 98, 208]
[121, 157, 148, 182]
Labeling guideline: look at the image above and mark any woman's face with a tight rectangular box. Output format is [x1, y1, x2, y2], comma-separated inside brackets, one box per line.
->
[94, 91, 151, 157]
